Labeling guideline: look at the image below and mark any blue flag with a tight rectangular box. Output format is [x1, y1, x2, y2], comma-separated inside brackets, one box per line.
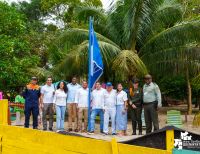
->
[87, 17, 103, 131]
[88, 18, 104, 89]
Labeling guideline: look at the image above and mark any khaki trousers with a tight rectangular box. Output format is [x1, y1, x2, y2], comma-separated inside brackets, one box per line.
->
[78, 107, 88, 131]
[67, 103, 78, 129]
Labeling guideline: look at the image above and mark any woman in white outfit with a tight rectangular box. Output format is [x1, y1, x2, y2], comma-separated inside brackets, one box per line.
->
[53, 81, 68, 132]
[116, 83, 128, 136]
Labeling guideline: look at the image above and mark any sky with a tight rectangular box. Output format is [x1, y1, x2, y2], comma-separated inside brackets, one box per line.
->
[101, 0, 113, 10]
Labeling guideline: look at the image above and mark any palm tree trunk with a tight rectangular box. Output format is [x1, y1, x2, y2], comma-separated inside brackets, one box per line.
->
[186, 68, 192, 114]
[131, 41, 136, 52]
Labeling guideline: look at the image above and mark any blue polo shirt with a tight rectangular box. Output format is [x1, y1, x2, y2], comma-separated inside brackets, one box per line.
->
[67, 83, 81, 103]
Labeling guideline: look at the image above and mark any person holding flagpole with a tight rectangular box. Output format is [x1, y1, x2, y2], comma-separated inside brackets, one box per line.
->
[87, 17, 104, 132]
[88, 81, 105, 134]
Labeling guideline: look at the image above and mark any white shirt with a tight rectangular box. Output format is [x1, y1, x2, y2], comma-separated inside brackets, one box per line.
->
[53, 89, 67, 106]
[104, 89, 117, 109]
[67, 83, 81, 103]
[41, 84, 55, 103]
[116, 90, 128, 105]
[75, 87, 89, 108]
[91, 88, 106, 109]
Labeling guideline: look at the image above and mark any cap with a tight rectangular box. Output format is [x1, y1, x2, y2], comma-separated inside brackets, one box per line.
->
[106, 82, 112, 87]
[144, 74, 152, 79]
[31, 77, 38, 81]
[134, 78, 140, 83]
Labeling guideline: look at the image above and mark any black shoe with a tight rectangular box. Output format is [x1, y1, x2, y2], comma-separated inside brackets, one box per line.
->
[132, 132, 136, 135]
[112, 133, 117, 135]
[68, 128, 72, 132]
[33, 127, 38, 129]
[88, 131, 94, 135]
[100, 130, 104, 134]
[49, 128, 53, 131]
[43, 128, 47, 131]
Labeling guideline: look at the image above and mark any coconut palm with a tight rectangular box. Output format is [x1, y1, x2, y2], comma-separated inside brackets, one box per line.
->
[49, 0, 200, 114]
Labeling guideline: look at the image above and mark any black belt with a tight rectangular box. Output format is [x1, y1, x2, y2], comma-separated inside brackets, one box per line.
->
[143, 101, 157, 105]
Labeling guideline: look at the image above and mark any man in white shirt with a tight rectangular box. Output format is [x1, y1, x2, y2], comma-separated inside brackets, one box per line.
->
[103, 82, 117, 135]
[88, 82, 105, 134]
[40, 77, 55, 131]
[67, 77, 81, 132]
[75, 81, 89, 132]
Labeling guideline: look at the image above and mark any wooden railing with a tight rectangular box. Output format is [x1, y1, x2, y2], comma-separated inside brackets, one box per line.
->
[8, 102, 24, 125]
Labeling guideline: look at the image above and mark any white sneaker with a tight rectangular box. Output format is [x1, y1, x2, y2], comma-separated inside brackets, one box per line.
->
[56, 130, 60, 133]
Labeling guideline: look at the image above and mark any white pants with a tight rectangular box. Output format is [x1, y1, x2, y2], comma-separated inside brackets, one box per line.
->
[103, 108, 116, 134]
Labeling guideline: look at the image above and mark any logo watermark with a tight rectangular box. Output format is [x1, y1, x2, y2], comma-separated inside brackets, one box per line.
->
[174, 132, 200, 150]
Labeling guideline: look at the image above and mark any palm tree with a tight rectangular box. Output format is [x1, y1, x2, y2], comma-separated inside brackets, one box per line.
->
[49, 0, 200, 114]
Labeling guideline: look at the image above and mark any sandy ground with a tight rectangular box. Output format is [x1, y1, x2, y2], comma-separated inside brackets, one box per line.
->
[12, 107, 200, 142]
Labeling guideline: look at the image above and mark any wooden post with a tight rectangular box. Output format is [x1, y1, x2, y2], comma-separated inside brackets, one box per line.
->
[111, 138, 119, 154]
[185, 112, 188, 123]
[0, 99, 8, 125]
[166, 129, 174, 153]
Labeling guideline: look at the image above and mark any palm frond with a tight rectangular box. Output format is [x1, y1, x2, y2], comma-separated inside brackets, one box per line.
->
[53, 40, 121, 78]
[156, 0, 183, 24]
[122, 0, 163, 50]
[140, 20, 200, 56]
[48, 28, 119, 64]
[143, 46, 200, 76]
[112, 50, 148, 78]
[74, 5, 106, 23]
[106, 1, 126, 48]
[137, 0, 183, 48]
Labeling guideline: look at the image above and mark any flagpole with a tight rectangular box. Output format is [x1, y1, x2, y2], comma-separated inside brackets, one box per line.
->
[87, 16, 103, 132]
[87, 16, 92, 132]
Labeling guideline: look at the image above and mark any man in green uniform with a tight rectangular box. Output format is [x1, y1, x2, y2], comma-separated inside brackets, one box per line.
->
[129, 79, 143, 135]
[143, 74, 161, 134]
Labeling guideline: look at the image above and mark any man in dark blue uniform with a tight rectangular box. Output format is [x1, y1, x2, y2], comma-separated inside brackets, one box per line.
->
[23, 77, 40, 129]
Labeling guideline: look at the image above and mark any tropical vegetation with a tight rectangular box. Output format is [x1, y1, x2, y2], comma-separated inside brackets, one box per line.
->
[0, 0, 200, 114]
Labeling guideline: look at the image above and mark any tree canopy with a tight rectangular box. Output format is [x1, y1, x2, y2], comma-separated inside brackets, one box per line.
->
[1, 0, 200, 113]
[0, 2, 40, 91]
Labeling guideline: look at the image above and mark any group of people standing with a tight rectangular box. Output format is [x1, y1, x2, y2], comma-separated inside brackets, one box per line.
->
[22, 74, 161, 135]
[129, 75, 161, 135]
